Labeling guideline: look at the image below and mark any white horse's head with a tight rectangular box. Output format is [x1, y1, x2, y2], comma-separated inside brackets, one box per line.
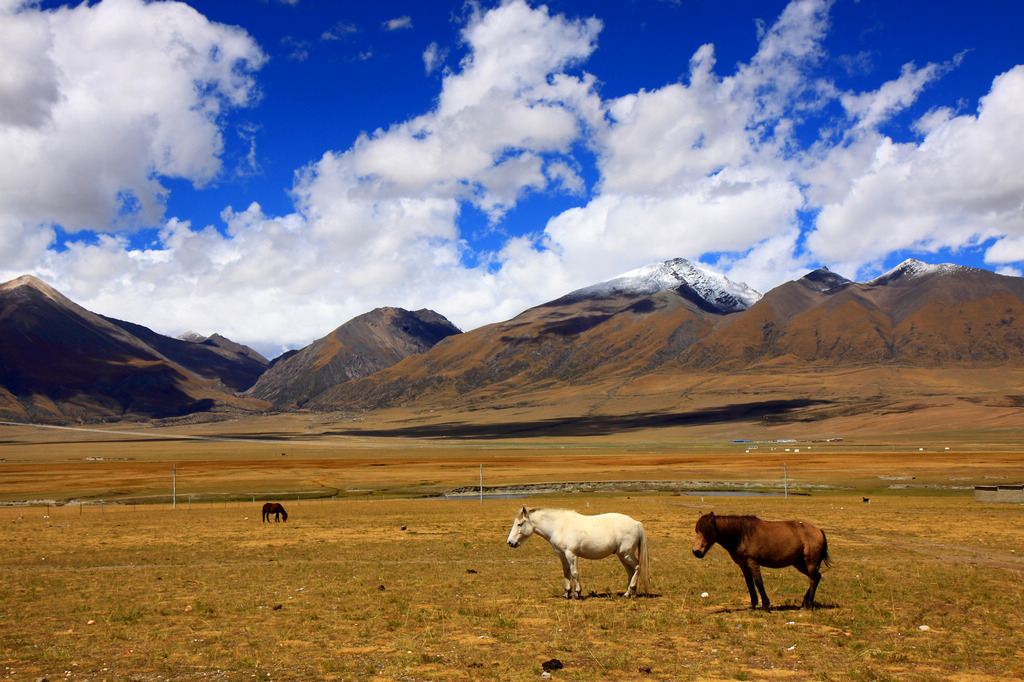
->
[506, 506, 534, 548]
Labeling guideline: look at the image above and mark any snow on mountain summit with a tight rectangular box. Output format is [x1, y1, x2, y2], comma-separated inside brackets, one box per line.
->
[565, 258, 762, 313]
[869, 258, 970, 286]
[178, 330, 208, 343]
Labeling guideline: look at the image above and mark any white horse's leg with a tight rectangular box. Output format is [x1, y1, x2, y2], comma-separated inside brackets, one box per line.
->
[618, 549, 640, 597]
[557, 552, 573, 599]
[567, 552, 582, 598]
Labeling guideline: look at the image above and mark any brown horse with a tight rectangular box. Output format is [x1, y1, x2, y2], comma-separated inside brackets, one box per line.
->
[692, 512, 830, 610]
[262, 502, 288, 523]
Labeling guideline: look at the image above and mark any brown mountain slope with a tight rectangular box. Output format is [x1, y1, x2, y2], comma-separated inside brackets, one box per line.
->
[311, 260, 1024, 424]
[0, 275, 267, 423]
[310, 287, 725, 411]
[245, 307, 461, 407]
[102, 317, 269, 392]
[7, 259, 1024, 435]
[679, 261, 1024, 369]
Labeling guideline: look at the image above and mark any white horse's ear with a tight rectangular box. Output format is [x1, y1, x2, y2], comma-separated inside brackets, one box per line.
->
[521, 505, 528, 515]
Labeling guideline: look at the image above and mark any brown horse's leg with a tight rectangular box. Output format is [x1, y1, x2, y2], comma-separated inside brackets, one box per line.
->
[739, 564, 759, 609]
[792, 559, 813, 609]
[803, 573, 821, 609]
[802, 563, 822, 609]
[750, 563, 771, 611]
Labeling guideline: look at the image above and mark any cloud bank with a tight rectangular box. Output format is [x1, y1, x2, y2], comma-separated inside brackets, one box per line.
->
[1, 0, 1023, 357]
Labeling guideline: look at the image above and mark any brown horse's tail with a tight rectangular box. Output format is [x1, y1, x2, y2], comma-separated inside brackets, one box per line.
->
[820, 530, 832, 569]
[638, 525, 651, 594]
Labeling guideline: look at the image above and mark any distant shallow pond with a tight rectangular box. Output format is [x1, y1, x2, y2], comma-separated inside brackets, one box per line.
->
[424, 490, 802, 500]
[424, 493, 532, 500]
[685, 490, 800, 497]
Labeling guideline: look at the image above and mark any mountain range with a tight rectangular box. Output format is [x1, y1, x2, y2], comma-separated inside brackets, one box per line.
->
[3, 258, 1024, 432]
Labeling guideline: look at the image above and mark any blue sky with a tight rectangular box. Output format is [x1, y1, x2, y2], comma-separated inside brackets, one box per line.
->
[1, 0, 1023, 358]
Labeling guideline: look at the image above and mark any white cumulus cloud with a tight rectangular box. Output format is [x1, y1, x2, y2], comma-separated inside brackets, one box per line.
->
[807, 65, 1024, 275]
[511, 0, 832, 293]
[0, 0, 266, 232]
[3, 0, 1024, 358]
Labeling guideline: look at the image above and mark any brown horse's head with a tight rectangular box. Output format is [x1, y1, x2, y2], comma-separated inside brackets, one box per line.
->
[692, 512, 716, 558]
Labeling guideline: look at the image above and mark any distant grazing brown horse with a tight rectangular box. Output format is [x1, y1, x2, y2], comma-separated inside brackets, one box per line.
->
[262, 502, 288, 523]
[692, 512, 830, 610]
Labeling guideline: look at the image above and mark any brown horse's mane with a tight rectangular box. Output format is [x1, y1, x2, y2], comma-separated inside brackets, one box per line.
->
[700, 514, 761, 551]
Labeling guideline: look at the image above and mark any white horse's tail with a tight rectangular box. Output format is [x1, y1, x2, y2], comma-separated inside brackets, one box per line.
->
[638, 524, 651, 594]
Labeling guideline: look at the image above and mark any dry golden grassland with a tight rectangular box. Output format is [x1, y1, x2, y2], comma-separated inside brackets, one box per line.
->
[2, 416, 1024, 680]
[1, 492, 1023, 681]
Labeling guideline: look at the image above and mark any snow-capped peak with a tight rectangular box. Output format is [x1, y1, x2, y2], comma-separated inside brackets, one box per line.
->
[566, 258, 762, 313]
[869, 259, 968, 286]
[178, 330, 208, 343]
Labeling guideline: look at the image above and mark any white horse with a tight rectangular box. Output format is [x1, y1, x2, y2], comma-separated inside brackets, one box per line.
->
[506, 506, 650, 598]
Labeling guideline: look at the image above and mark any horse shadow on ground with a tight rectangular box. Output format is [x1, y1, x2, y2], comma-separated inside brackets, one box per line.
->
[553, 591, 663, 600]
[710, 602, 839, 614]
